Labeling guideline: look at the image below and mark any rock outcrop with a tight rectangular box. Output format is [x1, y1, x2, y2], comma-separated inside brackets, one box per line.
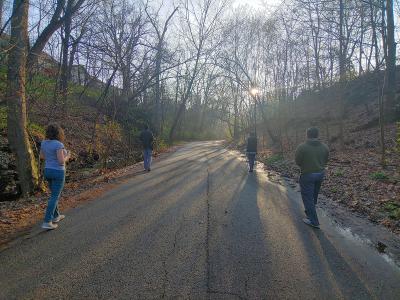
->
[0, 133, 20, 201]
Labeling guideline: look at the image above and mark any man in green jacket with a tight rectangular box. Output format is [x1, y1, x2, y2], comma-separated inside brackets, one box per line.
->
[295, 127, 329, 228]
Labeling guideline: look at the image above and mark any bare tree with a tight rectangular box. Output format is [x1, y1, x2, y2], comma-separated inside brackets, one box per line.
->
[146, 5, 179, 135]
[168, 0, 227, 143]
[27, 0, 86, 71]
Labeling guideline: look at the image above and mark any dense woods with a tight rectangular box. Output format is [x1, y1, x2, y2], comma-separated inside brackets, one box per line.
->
[0, 0, 399, 197]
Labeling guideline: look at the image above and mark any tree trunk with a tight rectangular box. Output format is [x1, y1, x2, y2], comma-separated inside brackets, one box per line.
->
[154, 45, 162, 135]
[169, 52, 201, 143]
[27, 0, 85, 71]
[6, 0, 39, 196]
[379, 74, 386, 166]
[233, 90, 239, 141]
[368, 0, 379, 69]
[59, 7, 72, 114]
[0, 0, 4, 27]
[385, 0, 396, 117]
[338, 0, 346, 150]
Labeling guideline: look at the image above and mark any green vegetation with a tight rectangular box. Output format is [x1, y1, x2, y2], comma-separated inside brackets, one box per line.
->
[26, 74, 57, 103]
[28, 123, 45, 138]
[96, 120, 123, 168]
[0, 66, 6, 94]
[370, 171, 389, 180]
[0, 105, 6, 130]
[384, 202, 400, 220]
[334, 169, 344, 177]
[265, 154, 284, 165]
[397, 122, 400, 155]
[154, 138, 168, 152]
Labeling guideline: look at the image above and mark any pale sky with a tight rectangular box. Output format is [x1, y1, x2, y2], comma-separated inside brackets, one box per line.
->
[233, 0, 282, 11]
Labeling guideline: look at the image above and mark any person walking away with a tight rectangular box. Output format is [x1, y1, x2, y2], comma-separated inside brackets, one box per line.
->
[246, 132, 257, 172]
[295, 127, 329, 229]
[40, 124, 71, 230]
[140, 125, 154, 171]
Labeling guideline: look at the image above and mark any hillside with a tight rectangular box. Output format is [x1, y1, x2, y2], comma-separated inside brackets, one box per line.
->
[0, 62, 143, 200]
[255, 69, 400, 233]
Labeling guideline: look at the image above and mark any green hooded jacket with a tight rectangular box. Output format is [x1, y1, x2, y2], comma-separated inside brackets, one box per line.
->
[295, 139, 329, 174]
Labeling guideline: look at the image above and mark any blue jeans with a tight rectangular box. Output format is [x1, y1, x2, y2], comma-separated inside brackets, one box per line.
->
[143, 148, 152, 170]
[44, 168, 65, 222]
[299, 172, 324, 226]
[247, 153, 256, 171]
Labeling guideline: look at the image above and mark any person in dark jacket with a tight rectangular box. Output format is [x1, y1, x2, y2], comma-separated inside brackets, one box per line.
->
[246, 132, 257, 172]
[139, 125, 154, 171]
[295, 127, 329, 228]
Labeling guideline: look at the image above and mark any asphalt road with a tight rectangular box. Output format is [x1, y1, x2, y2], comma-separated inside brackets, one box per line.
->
[1, 141, 400, 299]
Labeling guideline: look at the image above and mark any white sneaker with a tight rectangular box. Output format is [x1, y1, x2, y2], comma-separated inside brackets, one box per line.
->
[303, 218, 320, 229]
[52, 215, 65, 223]
[41, 222, 58, 230]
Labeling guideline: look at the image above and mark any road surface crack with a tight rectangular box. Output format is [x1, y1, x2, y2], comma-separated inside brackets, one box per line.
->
[162, 260, 168, 298]
[208, 290, 246, 300]
[206, 167, 211, 296]
[161, 217, 186, 298]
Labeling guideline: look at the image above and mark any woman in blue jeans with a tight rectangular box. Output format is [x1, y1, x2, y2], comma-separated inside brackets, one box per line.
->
[40, 124, 71, 230]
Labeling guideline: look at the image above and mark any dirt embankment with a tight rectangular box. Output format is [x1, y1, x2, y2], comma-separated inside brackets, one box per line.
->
[258, 96, 400, 233]
[260, 133, 399, 234]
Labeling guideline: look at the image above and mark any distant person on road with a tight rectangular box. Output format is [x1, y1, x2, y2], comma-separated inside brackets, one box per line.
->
[246, 132, 257, 172]
[140, 125, 154, 172]
[40, 123, 71, 230]
[295, 127, 329, 229]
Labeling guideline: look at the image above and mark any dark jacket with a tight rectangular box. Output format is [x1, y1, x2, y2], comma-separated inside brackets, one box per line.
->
[246, 136, 257, 153]
[295, 139, 329, 174]
[139, 129, 154, 150]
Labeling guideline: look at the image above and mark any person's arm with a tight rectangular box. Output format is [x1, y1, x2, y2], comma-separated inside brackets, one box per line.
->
[40, 149, 45, 160]
[57, 149, 71, 165]
[295, 145, 303, 166]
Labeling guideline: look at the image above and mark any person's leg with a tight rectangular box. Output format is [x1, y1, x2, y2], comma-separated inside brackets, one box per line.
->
[143, 150, 149, 170]
[313, 173, 324, 205]
[148, 149, 152, 170]
[53, 204, 60, 219]
[44, 169, 65, 223]
[248, 154, 255, 171]
[300, 174, 319, 226]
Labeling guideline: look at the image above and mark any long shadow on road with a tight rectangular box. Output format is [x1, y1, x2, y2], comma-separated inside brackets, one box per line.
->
[257, 174, 377, 299]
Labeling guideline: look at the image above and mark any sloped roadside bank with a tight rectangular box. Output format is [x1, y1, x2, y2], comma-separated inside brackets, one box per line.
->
[258, 147, 400, 234]
[0, 145, 182, 250]
[228, 142, 400, 266]
[263, 167, 400, 268]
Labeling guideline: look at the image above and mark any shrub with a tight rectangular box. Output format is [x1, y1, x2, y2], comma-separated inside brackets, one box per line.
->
[95, 121, 122, 168]
[28, 123, 45, 137]
[334, 169, 344, 177]
[384, 202, 400, 220]
[0, 105, 6, 130]
[154, 138, 168, 152]
[370, 171, 389, 180]
[265, 154, 284, 165]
